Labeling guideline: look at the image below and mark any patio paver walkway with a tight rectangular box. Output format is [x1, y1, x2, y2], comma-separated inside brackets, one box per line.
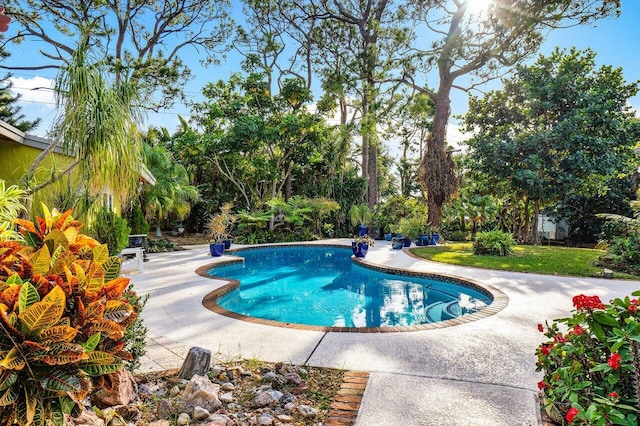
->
[129, 240, 640, 426]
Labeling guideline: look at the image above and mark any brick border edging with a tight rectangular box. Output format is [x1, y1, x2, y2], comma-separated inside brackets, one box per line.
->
[196, 244, 509, 333]
[325, 371, 369, 425]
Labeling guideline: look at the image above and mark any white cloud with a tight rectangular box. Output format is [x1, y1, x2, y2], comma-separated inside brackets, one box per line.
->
[8, 75, 56, 104]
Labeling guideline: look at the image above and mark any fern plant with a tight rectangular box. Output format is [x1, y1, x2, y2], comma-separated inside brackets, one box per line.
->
[0, 205, 139, 425]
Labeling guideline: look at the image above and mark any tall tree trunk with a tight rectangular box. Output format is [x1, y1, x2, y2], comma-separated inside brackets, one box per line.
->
[420, 85, 458, 228]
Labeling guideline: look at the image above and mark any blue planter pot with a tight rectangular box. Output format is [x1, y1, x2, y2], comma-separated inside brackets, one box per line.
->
[416, 235, 429, 246]
[429, 233, 440, 246]
[352, 242, 369, 258]
[403, 237, 412, 247]
[357, 225, 368, 237]
[223, 239, 232, 249]
[384, 233, 393, 241]
[391, 238, 404, 250]
[209, 243, 225, 257]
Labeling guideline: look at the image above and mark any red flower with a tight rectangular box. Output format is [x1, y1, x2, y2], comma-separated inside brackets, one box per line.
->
[608, 391, 619, 398]
[573, 325, 583, 335]
[566, 407, 579, 423]
[537, 323, 544, 332]
[629, 304, 637, 314]
[540, 345, 552, 356]
[537, 381, 547, 390]
[608, 353, 622, 370]
[554, 334, 567, 343]
[572, 294, 605, 310]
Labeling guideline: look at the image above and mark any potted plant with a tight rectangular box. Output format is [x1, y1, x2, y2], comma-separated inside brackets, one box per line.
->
[349, 204, 372, 237]
[384, 224, 393, 241]
[398, 216, 424, 247]
[352, 235, 375, 258]
[207, 214, 227, 257]
[219, 202, 237, 249]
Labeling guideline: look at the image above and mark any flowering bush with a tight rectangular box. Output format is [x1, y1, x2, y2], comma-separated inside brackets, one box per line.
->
[536, 293, 640, 425]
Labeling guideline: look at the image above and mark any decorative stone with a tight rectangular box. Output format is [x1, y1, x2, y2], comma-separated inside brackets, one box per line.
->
[252, 391, 277, 407]
[220, 392, 234, 403]
[177, 412, 191, 425]
[156, 398, 172, 420]
[283, 403, 296, 413]
[149, 421, 171, 426]
[110, 404, 141, 423]
[193, 406, 211, 420]
[296, 368, 308, 378]
[298, 405, 318, 418]
[211, 365, 223, 376]
[291, 382, 309, 395]
[92, 369, 138, 408]
[204, 414, 232, 425]
[221, 382, 236, 391]
[258, 413, 274, 425]
[280, 393, 297, 405]
[267, 390, 283, 401]
[283, 372, 302, 385]
[178, 346, 212, 380]
[69, 409, 106, 426]
[181, 374, 222, 412]
[263, 371, 277, 382]
[277, 414, 293, 422]
[170, 385, 181, 397]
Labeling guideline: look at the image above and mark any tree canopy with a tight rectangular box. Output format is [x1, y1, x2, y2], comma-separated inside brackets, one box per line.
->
[463, 47, 639, 243]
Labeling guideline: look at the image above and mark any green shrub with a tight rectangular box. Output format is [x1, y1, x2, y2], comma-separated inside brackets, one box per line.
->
[126, 204, 150, 236]
[537, 293, 640, 425]
[88, 208, 131, 255]
[122, 284, 149, 372]
[607, 231, 640, 274]
[147, 238, 177, 253]
[446, 230, 468, 242]
[473, 230, 513, 256]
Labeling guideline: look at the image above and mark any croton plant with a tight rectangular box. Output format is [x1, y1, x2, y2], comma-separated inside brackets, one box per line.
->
[0, 206, 138, 425]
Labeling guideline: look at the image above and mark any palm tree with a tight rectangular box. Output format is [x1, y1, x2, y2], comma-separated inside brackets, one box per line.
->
[24, 39, 144, 219]
[141, 129, 199, 236]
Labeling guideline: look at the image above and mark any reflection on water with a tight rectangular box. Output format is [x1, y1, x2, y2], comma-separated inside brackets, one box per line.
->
[213, 246, 490, 327]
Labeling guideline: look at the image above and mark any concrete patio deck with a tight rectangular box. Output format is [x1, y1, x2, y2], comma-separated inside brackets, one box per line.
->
[129, 240, 640, 426]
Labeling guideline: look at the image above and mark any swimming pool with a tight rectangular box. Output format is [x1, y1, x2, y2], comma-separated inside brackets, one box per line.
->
[204, 245, 495, 329]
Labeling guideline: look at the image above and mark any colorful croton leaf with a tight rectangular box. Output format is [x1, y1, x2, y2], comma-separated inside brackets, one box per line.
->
[0, 206, 139, 425]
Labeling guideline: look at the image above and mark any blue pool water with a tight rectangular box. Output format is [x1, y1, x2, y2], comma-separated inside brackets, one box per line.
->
[211, 246, 491, 328]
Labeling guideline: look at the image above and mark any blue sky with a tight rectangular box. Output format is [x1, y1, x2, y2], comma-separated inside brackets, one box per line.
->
[6, 2, 640, 145]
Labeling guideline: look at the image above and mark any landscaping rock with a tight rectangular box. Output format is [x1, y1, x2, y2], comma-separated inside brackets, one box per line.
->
[156, 398, 172, 419]
[298, 404, 318, 418]
[177, 412, 191, 425]
[193, 406, 211, 420]
[220, 392, 234, 403]
[181, 374, 222, 412]
[149, 421, 170, 426]
[69, 409, 106, 426]
[204, 414, 232, 425]
[92, 369, 138, 408]
[170, 385, 181, 397]
[221, 382, 235, 391]
[258, 413, 274, 425]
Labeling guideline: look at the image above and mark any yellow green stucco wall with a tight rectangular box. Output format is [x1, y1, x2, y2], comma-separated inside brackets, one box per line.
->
[0, 142, 74, 186]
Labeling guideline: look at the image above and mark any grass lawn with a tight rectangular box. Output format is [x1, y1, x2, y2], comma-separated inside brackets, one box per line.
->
[410, 242, 638, 279]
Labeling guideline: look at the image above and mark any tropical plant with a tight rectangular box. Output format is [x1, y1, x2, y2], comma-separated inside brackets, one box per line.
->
[206, 214, 228, 244]
[536, 293, 640, 425]
[0, 206, 141, 424]
[125, 204, 150, 236]
[87, 207, 132, 256]
[473, 231, 514, 256]
[0, 180, 27, 242]
[141, 140, 200, 237]
[349, 204, 372, 228]
[25, 42, 145, 213]
[397, 216, 429, 242]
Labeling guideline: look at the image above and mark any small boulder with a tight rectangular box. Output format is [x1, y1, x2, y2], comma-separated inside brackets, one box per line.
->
[92, 369, 138, 408]
[220, 392, 234, 403]
[193, 406, 211, 421]
[149, 421, 171, 426]
[298, 405, 318, 418]
[181, 374, 222, 412]
[177, 412, 191, 425]
[68, 409, 105, 426]
[156, 398, 173, 420]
